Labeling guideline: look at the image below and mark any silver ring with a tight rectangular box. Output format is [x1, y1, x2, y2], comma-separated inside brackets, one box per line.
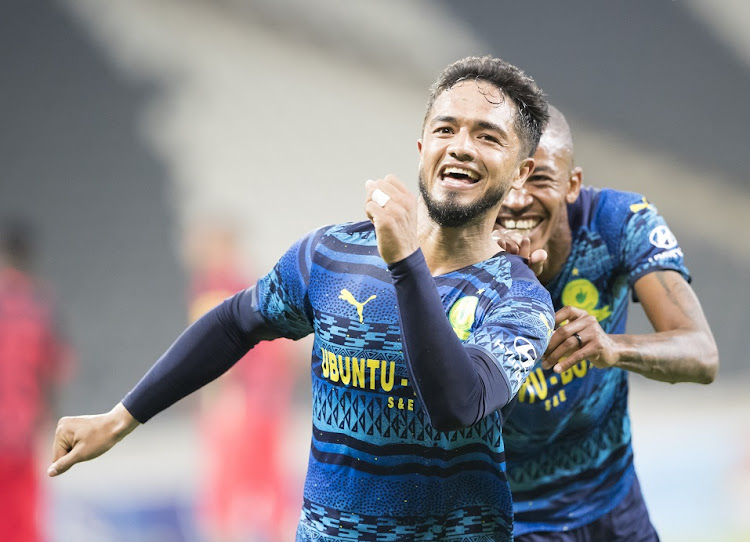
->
[573, 332, 583, 348]
[372, 188, 391, 207]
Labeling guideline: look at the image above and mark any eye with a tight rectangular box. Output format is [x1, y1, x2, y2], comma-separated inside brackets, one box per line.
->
[528, 175, 555, 186]
[434, 126, 453, 134]
[479, 134, 500, 144]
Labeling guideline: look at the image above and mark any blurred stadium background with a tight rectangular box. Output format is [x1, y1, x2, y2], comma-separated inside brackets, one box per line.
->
[2, 0, 749, 540]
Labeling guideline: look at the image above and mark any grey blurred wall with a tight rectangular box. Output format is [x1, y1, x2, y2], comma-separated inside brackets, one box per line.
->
[1, 0, 747, 407]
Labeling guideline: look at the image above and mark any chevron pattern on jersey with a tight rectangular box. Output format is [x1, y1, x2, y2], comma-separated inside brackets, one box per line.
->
[311, 377, 504, 447]
[297, 499, 512, 542]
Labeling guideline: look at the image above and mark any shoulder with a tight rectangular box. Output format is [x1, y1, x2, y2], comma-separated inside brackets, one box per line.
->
[312, 221, 373, 243]
[503, 253, 537, 281]
[573, 186, 660, 248]
[502, 254, 553, 308]
[571, 186, 650, 229]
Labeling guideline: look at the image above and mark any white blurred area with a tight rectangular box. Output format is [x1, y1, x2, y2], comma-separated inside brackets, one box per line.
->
[36, 0, 750, 541]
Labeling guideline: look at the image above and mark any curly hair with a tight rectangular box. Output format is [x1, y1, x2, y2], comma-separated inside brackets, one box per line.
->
[424, 56, 549, 158]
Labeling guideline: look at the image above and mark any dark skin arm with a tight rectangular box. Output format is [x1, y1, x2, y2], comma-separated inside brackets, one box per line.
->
[542, 270, 718, 384]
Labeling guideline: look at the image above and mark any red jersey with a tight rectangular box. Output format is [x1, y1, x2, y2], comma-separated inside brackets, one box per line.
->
[0, 267, 71, 456]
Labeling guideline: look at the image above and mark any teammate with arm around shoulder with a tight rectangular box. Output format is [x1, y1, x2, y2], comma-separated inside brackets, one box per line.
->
[495, 106, 718, 542]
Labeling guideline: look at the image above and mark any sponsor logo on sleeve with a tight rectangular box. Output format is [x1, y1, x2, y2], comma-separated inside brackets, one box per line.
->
[647, 225, 683, 263]
[648, 225, 678, 249]
[513, 336, 537, 370]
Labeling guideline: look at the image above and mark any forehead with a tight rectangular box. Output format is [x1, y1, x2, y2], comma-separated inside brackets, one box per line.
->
[534, 134, 572, 170]
[429, 80, 517, 129]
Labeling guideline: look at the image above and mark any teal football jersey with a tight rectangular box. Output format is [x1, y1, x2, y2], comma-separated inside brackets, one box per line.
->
[504, 187, 690, 535]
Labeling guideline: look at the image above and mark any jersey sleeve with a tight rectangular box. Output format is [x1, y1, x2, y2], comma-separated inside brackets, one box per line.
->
[614, 194, 691, 287]
[254, 227, 322, 339]
[466, 259, 555, 399]
[390, 250, 553, 432]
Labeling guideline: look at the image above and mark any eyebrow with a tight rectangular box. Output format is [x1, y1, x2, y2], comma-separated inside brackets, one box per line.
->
[431, 116, 509, 139]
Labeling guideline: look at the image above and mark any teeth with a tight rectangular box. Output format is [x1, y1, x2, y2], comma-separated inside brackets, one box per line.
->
[500, 218, 540, 231]
[443, 167, 479, 180]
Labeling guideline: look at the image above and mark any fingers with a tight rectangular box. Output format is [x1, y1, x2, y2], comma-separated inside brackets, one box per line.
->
[543, 308, 593, 371]
[48, 418, 79, 476]
[364, 175, 419, 264]
[365, 176, 409, 221]
[492, 230, 523, 255]
[528, 248, 547, 277]
[48, 441, 83, 477]
[529, 248, 547, 267]
[491, 229, 507, 250]
[554, 305, 583, 327]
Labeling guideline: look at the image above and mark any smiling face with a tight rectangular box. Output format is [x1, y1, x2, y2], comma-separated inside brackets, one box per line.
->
[494, 123, 582, 276]
[417, 80, 533, 228]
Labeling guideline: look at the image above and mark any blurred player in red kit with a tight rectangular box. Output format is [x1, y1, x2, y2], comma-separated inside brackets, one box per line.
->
[184, 219, 300, 542]
[0, 219, 74, 542]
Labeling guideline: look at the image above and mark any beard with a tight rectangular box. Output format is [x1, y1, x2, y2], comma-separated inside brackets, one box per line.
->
[418, 168, 508, 228]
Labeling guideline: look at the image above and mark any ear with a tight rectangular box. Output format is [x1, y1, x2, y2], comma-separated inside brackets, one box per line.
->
[512, 157, 535, 190]
[566, 166, 583, 203]
[417, 139, 423, 155]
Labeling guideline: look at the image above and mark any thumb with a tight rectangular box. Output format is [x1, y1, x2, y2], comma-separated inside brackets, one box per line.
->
[48, 442, 82, 477]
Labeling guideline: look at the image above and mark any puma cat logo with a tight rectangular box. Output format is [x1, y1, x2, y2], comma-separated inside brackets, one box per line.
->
[339, 289, 377, 323]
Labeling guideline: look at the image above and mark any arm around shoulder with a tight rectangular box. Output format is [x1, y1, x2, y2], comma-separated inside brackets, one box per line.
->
[619, 270, 718, 384]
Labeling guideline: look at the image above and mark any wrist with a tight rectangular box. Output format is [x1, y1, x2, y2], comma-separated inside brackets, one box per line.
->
[109, 402, 140, 441]
[608, 334, 637, 369]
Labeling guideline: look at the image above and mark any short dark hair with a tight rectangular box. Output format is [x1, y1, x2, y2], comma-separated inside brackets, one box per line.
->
[424, 55, 549, 158]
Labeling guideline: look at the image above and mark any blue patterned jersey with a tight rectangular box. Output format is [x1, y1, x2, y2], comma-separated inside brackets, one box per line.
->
[503, 186, 690, 535]
[254, 220, 554, 542]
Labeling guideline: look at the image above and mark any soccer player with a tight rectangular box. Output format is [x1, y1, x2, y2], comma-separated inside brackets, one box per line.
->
[184, 219, 299, 542]
[47, 56, 555, 541]
[494, 106, 719, 541]
[0, 219, 74, 542]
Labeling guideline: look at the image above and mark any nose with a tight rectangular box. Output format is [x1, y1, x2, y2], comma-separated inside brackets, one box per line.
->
[447, 129, 476, 161]
[503, 187, 533, 212]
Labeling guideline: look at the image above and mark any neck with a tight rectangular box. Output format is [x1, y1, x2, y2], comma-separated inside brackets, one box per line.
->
[538, 225, 573, 285]
[416, 203, 500, 276]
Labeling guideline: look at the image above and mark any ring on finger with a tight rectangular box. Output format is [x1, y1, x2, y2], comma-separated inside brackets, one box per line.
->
[372, 188, 391, 207]
[573, 332, 583, 348]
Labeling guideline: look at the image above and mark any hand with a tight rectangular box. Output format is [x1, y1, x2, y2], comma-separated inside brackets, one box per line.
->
[542, 306, 618, 373]
[365, 176, 419, 264]
[48, 402, 140, 477]
[492, 230, 547, 277]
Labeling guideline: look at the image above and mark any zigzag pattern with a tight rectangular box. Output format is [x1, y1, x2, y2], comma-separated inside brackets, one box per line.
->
[509, 391, 630, 486]
[312, 378, 503, 446]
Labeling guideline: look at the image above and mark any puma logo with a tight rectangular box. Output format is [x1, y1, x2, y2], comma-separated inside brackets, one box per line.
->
[629, 197, 654, 213]
[339, 289, 377, 323]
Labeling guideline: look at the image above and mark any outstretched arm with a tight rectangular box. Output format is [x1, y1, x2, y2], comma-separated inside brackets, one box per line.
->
[542, 270, 718, 384]
[47, 285, 283, 476]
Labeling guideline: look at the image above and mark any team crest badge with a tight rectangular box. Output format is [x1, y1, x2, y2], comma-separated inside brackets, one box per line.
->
[449, 296, 479, 340]
[561, 278, 611, 322]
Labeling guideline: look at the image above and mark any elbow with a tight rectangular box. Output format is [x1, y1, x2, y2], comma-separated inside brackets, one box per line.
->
[428, 411, 475, 433]
[696, 331, 719, 384]
[424, 396, 483, 433]
[698, 345, 719, 385]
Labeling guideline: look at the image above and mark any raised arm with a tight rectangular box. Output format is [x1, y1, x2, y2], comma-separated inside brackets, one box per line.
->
[542, 270, 718, 384]
[365, 175, 553, 431]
